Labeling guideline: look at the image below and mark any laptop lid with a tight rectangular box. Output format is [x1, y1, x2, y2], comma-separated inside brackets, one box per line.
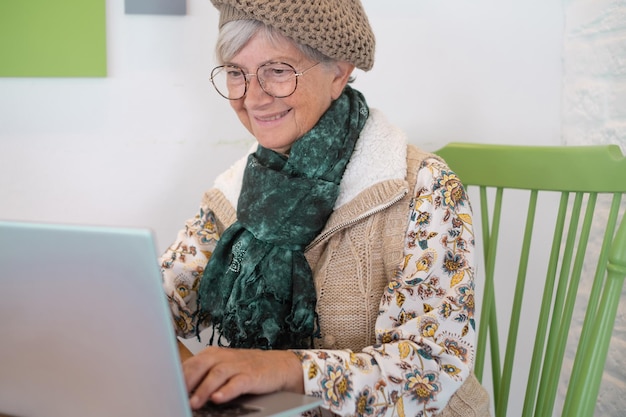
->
[0, 221, 321, 417]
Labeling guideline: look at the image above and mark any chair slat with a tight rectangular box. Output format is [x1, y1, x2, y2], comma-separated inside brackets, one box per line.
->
[485, 188, 503, 402]
[498, 190, 537, 417]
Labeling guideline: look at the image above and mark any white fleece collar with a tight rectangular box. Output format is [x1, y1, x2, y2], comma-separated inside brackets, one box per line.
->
[213, 109, 408, 209]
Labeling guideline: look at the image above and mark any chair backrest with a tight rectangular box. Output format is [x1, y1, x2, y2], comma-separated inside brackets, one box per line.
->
[434, 143, 626, 417]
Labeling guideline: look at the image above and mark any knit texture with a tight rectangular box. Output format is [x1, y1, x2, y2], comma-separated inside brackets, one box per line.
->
[304, 145, 431, 351]
[437, 373, 491, 417]
[210, 0, 376, 71]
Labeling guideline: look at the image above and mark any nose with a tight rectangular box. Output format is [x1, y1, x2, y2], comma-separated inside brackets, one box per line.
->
[244, 74, 273, 105]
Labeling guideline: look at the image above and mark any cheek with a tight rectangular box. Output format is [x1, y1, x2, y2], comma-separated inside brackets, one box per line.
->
[231, 102, 252, 127]
[299, 94, 333, 128]
[230, 100, 244, 114]
[292, 103, 320, 135]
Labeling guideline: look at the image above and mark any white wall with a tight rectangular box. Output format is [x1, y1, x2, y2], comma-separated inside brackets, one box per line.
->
[0, 0, 564, 254]
[4, 0, 624, 416]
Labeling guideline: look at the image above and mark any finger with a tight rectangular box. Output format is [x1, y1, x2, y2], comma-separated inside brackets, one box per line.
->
[209, 372, 255, 404]
[182, 353, 215, 394]
[188, 360, 238, 409]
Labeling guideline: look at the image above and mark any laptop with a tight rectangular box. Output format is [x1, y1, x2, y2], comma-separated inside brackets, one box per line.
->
[0, 220, 322, 417]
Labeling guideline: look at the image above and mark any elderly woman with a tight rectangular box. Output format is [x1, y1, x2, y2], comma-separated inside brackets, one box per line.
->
[161, 0, 489, 416]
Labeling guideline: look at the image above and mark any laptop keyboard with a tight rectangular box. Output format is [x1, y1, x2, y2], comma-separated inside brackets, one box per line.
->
[192, 401, 261, 417]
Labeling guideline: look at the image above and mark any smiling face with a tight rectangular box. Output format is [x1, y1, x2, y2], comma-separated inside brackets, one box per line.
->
[226, 31, 354, 154]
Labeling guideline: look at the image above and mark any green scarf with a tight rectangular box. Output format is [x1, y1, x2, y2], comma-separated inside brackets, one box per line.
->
[197, 86, 369, 349]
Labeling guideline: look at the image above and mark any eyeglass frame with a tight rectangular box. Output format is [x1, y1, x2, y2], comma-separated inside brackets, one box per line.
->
[210, 61, 321, 100]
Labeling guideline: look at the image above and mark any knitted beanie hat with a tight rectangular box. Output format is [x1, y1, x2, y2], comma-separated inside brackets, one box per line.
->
[210, 0, 376, 71]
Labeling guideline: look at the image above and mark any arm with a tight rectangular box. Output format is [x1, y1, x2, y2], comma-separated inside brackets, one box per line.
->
[293, 158, 476, 417]
[161, 207, 221, 338]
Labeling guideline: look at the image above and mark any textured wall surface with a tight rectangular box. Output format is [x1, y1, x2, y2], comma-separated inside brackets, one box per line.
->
[562, 1, 626, 415]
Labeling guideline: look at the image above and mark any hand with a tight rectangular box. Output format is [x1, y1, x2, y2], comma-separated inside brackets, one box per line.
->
[182, 346, 304, 409]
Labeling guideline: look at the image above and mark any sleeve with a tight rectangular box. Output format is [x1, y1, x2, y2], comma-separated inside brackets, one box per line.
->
[160, 206, 221, 338]
[292, 158, 476, 417]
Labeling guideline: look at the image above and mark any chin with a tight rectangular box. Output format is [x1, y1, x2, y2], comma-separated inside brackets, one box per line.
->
[255, 136, 296, 153]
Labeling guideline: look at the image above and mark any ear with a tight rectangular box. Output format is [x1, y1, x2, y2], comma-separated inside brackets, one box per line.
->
[330, 61, 356, 99]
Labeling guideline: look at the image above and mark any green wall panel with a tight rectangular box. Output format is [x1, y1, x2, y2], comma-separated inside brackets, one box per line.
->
[0, 0, 107, 77]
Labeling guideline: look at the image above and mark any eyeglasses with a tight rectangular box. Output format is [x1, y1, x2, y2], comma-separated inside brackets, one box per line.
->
[210, 61, 320, 100]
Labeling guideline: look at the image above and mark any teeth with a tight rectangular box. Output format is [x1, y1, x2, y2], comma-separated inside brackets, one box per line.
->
[258, 110, 288, 121]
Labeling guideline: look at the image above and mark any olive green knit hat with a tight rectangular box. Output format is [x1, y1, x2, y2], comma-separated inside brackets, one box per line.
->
[210, 0, 376, 71]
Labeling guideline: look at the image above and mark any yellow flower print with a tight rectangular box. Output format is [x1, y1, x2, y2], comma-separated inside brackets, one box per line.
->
[415, 249, 436, 272]
[398, 341, 413, 360]
[443, 250, 467, 276]
[439, 172, 466, 209]
[191, 275, 200, 292]
[349, 354, 370, 371]
[405, 369, 441, 404]
[196, 209, 220, 243]
[387, 280, 402, 294]
[174, 310, 194, 334]
[174, 276, 199, 302]
[457, 284, 475, 313]
[176, 284, 189, 299]
[395, 396, 406, 417]
[415, 210, 431, 226]
[394, 309, 417, 327]
[423, 323, 438, 338]
[355, 387, 377, 416]
[307, 363, 319, 380]
[457, 213, 473, 225]
[418, 317, 439, 338]
[442, 364, 461, 378]
[441, 334, 471, 364]
[450, 271, 465, 287]
[321, 365, 353, 408]
[379, 330, 401, 344]
[401, 254, 413, 271]
[396, 292, 406, 307]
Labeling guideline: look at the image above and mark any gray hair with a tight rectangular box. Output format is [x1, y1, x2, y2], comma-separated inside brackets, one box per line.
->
[215, 20, 335, 65]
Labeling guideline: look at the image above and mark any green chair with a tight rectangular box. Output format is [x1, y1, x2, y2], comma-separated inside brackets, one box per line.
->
[434, 143, 626, 417]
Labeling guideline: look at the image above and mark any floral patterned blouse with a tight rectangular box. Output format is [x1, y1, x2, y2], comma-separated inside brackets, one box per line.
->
[161, 155, 476, 417]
